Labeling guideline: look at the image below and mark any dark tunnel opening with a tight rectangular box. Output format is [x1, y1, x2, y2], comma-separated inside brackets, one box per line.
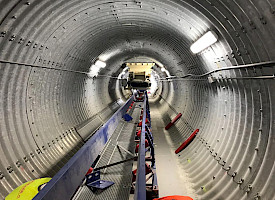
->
[0, 0, 274, 199]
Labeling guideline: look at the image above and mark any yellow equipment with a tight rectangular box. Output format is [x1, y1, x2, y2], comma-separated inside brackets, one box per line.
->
[5, 178, 51, 200]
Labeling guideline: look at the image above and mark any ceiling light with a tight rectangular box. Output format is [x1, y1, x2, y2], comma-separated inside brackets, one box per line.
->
[190, 31, 218, 54]
[95, 60, 106, 68]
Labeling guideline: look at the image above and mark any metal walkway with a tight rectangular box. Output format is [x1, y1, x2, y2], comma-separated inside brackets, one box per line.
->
[33, 91, 158, 200]
[150, 105, 195, 198]
[73, 103, 141, 200]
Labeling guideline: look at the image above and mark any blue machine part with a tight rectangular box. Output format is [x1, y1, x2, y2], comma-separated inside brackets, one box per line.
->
[33, 95, 134, 200]
[86, 171, 114, 190]
[123, 113, 133, 122]
[86, 171, 101, 185]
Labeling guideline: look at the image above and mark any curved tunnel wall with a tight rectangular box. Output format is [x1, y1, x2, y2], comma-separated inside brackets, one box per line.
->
[0, 0, 274, 199]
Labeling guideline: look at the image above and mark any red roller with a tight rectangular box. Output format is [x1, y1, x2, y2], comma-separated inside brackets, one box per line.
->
[135, 140, 149, 153]
[85, 167, 93, 175]
[175, 129, 199, 154]
[136, 130, 142, 137]
[165, 113, 182, 130]
[132, 163, 152, 182]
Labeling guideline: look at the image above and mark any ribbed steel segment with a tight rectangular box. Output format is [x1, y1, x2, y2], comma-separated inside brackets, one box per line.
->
[0, 0, 274, 199]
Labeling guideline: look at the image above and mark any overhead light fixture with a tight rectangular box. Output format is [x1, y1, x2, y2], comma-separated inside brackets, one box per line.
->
[99, 49, 122, 61]
[88, 65, 100, 78]
[190, 31, 218, 54]
[95, 60, 106, 68]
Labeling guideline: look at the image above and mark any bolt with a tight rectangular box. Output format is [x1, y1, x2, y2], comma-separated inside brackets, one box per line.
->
[225, 166, 231, 171]
[237, 178, 244, 184]
[0, 172, 4, 179]
[259, 129, 262, 133]
[26, 2, 30, 5]
[260, 16, 267, 25]
[254, 193, 260, 200]
[12, 15, 17, 19]
[241, 26, 247, 33]
[246, 184, 252, 192]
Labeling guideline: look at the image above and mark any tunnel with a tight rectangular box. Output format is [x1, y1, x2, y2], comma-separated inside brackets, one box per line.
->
[0, 0, 275, 199]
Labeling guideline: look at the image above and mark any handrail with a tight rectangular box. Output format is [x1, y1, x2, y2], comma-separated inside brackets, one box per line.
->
[33, 95, 135, 200]
[134, 93, 147, 200]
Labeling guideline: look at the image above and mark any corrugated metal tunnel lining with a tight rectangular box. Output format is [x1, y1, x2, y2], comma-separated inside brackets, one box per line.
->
[0, 0, 274, 199]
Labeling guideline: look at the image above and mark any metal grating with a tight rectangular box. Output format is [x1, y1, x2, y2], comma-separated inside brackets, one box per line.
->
[73, 103, 141, 200]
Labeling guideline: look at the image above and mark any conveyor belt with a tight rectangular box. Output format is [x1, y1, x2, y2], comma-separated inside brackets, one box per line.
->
[73, 103, 142, 200]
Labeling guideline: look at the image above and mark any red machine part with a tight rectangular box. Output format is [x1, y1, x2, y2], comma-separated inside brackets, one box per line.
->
[154, 196, 193, 200]
[175, 129, 199, 154]
[85, 167, 93, 175]
[132, 163, 152, 182]
[128, 101, 134, 110]
[136, 130, 142, 137]
[165, 113, 182, 130]
[138, 119, 150, 127]
[135, 140, 149, 153]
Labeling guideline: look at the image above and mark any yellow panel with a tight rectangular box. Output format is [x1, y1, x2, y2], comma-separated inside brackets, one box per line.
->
[127, 63, 154, 76]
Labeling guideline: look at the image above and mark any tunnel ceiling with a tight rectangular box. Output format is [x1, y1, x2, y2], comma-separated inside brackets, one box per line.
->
[0, 0, 275, 199]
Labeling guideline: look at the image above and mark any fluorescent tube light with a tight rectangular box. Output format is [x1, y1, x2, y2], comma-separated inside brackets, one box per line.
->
[88, 65, 100, 78]
[95, 60, 106, 68]
[190, 31, 218, 54]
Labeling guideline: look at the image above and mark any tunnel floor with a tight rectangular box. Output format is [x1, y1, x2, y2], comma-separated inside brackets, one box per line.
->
[150, 104, 195, 198]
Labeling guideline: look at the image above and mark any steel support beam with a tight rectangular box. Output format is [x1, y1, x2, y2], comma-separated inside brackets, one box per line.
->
[134, 93, 147, 200]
